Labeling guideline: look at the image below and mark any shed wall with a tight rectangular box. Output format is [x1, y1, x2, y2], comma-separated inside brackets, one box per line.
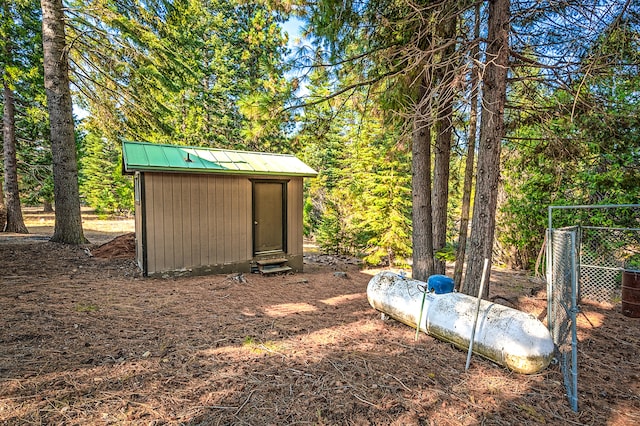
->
[134, 173, 144, 269]
[139, 172, 304, 275]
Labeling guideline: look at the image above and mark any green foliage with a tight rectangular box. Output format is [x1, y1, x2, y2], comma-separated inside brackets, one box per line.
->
[1, 0, 52, 208]
[80, 132, 133, 214]
[5, 0, 634, 274]
[315, 197, 359, 255]
[297, 63, 413, 266]
[69, 0, 293, 152]
[302, 189, 319, 237]
[625, 253, 640, 271]
[348, 123, 412, 267]
[435, 243, 457, 263]
[499, 20, 640, 268]
[58, 1, 297, 218]
[19, 147, 54, 207]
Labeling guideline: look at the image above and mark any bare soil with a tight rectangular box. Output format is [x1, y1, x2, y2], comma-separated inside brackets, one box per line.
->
[0, 210, 638, 425]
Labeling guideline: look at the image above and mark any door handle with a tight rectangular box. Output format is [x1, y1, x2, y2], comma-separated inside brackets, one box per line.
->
[254, 221, 258, 225]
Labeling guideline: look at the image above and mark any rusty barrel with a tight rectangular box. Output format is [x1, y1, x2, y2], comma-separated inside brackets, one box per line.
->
[622, 270, 640, 318]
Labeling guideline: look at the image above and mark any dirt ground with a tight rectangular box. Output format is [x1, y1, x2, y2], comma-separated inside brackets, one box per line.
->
[0, 209, 639, 425]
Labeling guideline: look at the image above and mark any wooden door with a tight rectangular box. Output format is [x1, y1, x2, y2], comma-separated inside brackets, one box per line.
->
[253, 181, 286, 255]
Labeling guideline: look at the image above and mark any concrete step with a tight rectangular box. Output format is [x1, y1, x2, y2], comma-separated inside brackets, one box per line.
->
[259, 265, 292, 275]
[256, 258, 288, 266]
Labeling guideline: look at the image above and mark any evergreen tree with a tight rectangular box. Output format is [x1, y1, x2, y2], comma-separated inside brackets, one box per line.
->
[1, 0, 42, 233]
[63, 1, 295, 213]
[80, 131, 133, 215]
[303, 0, 475, 280]
[297, 60, 351, 251]
[68, 0, 293, 151]
[297, 57, 413, 265]
[41, 0, 86, 244]
[499, 16, 640, 267]
[1, 0, 51, 212]
[348, 114, 412, 266]
[463, 0, 510, 297]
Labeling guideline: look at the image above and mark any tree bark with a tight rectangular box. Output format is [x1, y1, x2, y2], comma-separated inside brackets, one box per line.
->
[412, 81, 435, 281]
[454, 4, 481, 291]
[1, 0, 7, 231]
[2, 0, 28, 233]
[432, 15, 457, 275]
[3, 81, 29, 233]
[41, 0, 86, 244]
[0, 176, 6, 231]
[462, 0, 510, 297]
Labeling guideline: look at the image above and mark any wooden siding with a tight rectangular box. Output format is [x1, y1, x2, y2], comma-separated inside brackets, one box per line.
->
[134, 173, 144, 269]
[287, 177, 303, 257]
[139, 172, 304, 275]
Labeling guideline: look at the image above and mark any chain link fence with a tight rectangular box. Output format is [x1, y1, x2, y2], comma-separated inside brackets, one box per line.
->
[546, 204, 640, 412]
[547, 227, 579, 412]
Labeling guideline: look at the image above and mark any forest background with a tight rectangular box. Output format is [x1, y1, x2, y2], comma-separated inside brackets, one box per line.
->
[1, 0, 639, 291]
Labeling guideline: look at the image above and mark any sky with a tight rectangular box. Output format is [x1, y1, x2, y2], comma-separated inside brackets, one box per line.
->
[282, 16, 306, 50]
[281, 16, 311, 99]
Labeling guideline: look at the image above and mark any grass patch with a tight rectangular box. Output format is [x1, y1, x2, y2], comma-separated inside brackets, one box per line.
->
[242, 336, 285, 355]
[75, 303, 99, 313]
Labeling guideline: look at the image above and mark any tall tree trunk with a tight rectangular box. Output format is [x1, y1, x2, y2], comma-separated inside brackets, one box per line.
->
[454, 4, 481, 291]
[0, 176, 6, 231]
[0, 0, 7, 231]
[432, 16, 457, 275]
[3, 81, 29, 233]
[41, 0, 86, 244]
[412, 81, 435, 281]
[2, 0, 28, 233]
[462, 0, 510, 297]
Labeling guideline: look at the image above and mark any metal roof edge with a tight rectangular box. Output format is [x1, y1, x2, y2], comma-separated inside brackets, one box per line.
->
[122, 140, 318, 177]
[126, 165, 318, 178]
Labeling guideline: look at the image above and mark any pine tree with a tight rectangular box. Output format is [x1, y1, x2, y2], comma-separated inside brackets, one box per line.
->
[1, 0, 41, 233]
[297, 58, 413, 264]
[41, 0, 86, 244]
[68, 0, 293, 150]
[80, 132, 133, 215]
[58, 1, 295, 212]
[498, 15, 640, 267]
[463, 0, 510, 297]
[303, 0, 476, 279]
[454, 4, 481, 290]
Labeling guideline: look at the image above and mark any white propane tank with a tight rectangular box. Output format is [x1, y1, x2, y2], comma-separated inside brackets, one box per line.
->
[367, 271, 555, 374]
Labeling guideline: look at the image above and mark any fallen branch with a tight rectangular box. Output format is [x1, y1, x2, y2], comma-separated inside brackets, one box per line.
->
[234, 389, 256, 416]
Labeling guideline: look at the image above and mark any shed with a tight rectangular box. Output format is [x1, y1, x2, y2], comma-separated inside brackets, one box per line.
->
[122, 141, 317, 277]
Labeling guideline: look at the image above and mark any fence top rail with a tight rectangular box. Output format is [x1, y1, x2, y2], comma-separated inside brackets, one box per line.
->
[548, 204, 640, 231]
[556, 226, 579, 232]
[549, 204, 640, 211]
[581, 225, 640, 232]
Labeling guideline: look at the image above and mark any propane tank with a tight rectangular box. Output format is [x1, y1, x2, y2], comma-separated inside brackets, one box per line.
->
[367, 271, 555, 374]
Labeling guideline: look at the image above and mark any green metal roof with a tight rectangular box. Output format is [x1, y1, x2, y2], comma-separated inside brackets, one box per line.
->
[122, 141, 317, 177]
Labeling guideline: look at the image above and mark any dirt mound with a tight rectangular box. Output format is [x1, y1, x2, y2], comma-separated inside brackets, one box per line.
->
[92, 232, 135, 259]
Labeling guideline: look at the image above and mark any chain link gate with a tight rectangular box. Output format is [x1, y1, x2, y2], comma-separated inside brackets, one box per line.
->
[546, 204, 640, 413]
[546, 227, 579, 412]
[579, 226, 640, 303]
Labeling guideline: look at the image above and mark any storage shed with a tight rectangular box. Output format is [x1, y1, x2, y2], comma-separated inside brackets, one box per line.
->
[122, 141, 317, 277]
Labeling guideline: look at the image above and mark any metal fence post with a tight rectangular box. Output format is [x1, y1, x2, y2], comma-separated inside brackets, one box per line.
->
[569, 231, 579, 412]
